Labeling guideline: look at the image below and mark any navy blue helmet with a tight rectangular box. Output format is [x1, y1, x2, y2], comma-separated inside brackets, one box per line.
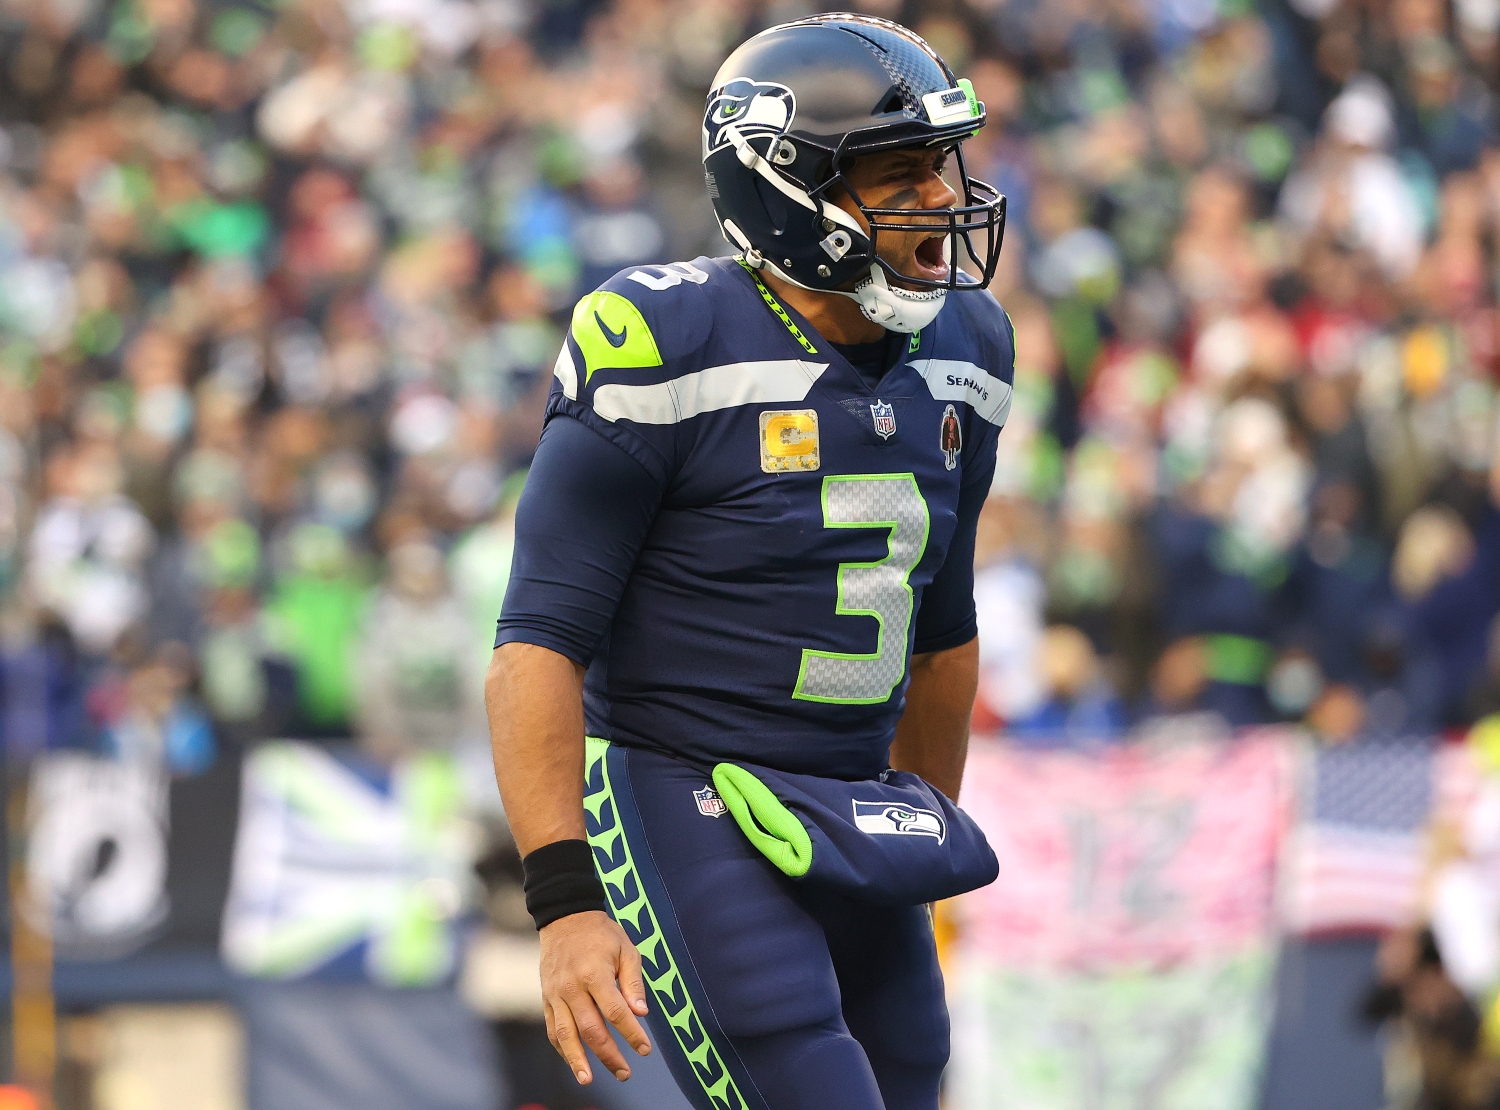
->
[701, 14, 1007, 331]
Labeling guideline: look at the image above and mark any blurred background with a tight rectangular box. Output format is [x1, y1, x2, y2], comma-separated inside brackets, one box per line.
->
[2, 0, 1500, 1106]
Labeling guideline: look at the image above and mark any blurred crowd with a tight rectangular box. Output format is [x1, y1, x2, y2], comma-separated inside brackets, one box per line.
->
[2, 0, 1500, 772]
[951, 0, 1500, 748]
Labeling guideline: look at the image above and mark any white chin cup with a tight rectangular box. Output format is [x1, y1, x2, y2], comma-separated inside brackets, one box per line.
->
[847, 266, 947, 334]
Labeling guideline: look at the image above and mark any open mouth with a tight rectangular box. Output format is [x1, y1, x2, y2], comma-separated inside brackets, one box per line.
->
[911, 233, 950, 281]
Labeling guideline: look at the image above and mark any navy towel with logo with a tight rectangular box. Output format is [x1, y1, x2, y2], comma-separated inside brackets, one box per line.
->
[709, 762, 999, 905]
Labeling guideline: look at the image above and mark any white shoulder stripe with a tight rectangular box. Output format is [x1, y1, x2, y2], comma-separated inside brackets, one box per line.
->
[553, 343, 579, 399]
[911, 358, 1013, 427]
[592, 360, 827, 424]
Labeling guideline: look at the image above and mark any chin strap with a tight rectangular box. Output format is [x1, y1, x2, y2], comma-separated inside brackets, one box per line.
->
[746, 252, 948, 336]
[843, 266, 947, 334]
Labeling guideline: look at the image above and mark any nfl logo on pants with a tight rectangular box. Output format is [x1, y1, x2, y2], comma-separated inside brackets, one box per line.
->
[870, 399, 896, 439]
[695, 785, 727, 817]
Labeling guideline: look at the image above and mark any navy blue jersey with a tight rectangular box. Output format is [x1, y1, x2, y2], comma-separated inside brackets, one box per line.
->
[497, 255, 1014, 779]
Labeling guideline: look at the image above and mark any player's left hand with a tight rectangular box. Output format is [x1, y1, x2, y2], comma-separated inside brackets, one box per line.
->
[539, 909, 652, 1085]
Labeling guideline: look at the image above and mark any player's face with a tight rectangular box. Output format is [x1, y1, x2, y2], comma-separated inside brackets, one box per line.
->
[830, 147, 961, 289]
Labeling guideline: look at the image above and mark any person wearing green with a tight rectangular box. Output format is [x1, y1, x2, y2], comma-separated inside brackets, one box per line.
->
[263, 523, 368, 732]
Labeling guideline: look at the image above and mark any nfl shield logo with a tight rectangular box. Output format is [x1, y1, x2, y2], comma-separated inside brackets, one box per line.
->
[694, 785, 727, 818]
[870, 399, 896, 440]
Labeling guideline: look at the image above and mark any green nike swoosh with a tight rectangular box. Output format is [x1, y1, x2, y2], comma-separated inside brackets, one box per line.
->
[595, 311, 627, 348]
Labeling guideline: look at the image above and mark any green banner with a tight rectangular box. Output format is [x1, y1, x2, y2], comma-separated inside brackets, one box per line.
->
[950, 948, 1276, 1110]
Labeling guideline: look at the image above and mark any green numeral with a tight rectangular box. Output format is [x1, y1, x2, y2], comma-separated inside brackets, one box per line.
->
[793, 473, 930, 704]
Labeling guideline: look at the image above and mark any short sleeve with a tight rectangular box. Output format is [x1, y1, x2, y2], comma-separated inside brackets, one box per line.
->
[495, 414, 667, 665]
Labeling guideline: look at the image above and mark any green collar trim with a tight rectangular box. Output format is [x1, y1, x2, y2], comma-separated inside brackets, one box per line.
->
[737, 257, 819, 355]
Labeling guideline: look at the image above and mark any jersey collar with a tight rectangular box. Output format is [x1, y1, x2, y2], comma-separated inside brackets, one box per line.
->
[733, 259, 923, 399]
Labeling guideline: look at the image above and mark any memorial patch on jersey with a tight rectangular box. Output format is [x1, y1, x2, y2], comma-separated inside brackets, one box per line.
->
[759, 408, 820, 472]
[940, 404, 962, 470]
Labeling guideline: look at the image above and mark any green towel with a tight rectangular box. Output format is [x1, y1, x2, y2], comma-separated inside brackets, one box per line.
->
[711, 763, 813, 878]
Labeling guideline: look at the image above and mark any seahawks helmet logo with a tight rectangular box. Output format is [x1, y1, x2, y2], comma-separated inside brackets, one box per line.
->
[852, 800, 946, 844]
[704, 78, 796, 156]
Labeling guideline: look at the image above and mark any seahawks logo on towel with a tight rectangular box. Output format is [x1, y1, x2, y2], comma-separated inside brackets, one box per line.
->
[852, 800, 946, 844]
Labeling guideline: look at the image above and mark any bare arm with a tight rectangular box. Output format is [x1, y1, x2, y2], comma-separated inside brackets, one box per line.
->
[889, 636, 979, 801]
[485, 642, 651, 1085]
[486, 642, 588, 853]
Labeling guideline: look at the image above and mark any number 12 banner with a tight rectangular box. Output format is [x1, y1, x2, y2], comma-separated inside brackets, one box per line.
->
[949, 732, 1293, 1110]
[955, 733, 1291, 967]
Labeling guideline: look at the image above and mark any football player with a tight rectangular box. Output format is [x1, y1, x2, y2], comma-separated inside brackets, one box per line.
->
[487, 14, 1014, 1108]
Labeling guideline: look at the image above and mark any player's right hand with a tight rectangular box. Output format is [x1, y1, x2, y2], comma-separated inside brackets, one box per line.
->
[539, 909, 652, 1085]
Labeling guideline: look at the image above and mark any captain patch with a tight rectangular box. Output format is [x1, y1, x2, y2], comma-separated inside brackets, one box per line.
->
[760, 408, 820, 473]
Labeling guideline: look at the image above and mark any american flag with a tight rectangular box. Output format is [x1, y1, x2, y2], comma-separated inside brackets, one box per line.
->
[1282, 738, 1434, 935]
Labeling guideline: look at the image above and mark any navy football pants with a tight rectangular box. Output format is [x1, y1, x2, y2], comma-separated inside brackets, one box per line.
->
[584, 738, 949, 1110]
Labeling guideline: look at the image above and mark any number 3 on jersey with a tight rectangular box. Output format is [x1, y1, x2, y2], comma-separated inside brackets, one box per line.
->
[793, 473, 931, 705]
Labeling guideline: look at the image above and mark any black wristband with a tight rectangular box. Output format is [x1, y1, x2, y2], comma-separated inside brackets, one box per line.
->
[522, 839, 607, 930]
